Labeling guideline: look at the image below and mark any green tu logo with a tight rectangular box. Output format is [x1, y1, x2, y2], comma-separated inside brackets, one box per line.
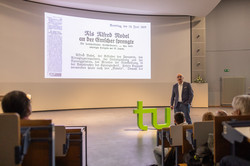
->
[133, 101, 171, 131]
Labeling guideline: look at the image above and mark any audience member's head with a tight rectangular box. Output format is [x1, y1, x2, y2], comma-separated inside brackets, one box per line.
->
[174, 112, 185, 125]
[231, 95, 250, 115]
[202, 112, 214, 121]
[215, 110, 228, 116]
[1, 90, 32, 119]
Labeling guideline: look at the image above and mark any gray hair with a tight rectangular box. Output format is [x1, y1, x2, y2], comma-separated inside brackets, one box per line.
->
[232, 95, 250, 115]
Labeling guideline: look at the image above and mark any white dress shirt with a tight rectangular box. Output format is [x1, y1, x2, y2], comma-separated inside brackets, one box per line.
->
[178, 82, 183, 102]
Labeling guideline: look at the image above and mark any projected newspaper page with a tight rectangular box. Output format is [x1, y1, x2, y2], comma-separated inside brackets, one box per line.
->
[45, 12, 151, 79]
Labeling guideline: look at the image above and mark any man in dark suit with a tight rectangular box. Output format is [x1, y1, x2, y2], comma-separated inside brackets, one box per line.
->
[170, 73, 193, 124]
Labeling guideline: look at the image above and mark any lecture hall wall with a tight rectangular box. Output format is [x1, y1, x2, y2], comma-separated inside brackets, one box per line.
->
[206, 0, 250, 106]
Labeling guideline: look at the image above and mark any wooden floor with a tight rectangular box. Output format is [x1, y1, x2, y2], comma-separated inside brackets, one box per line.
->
[30, 107, 233, 166]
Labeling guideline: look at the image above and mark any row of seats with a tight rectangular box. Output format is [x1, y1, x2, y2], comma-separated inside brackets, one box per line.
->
[157, 115, 250, 165]
[0, 113, 87, 166]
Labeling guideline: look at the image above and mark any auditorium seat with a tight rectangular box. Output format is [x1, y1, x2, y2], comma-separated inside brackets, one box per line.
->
[1, 114, 87, 166]
[0, 113, 21, 166]
[157, 127, 171, 147]
[55, 125, 67, 157]
[157, 124, 192, 165]
[21, 119, 55, 166]
[181, 125, 193, 154]
[214, 115, 250, 163]
[56, 126, 87, 166]
[170, 125, 193, 164]
[186, 121, 213, 150]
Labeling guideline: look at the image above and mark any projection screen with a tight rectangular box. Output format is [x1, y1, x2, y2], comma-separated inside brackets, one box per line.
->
[45, 12, 151, 79]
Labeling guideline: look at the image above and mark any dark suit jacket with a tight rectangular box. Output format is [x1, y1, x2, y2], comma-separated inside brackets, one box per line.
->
[170, 82, 194, 108]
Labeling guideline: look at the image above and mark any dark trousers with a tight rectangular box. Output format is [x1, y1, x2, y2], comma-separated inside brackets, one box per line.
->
[174, 102, 192, 124]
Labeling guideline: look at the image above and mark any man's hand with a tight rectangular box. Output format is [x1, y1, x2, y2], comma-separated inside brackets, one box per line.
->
[170, 106, 174, 110]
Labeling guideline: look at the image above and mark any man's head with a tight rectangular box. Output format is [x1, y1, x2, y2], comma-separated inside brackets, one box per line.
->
[1, 90, 32, 119]
[215, 110, 228, 116]
[202, 112, 214, 121]
[177, 73, 184, 84]
[174, 112, 185, 125]
[232, 95, 250, 115]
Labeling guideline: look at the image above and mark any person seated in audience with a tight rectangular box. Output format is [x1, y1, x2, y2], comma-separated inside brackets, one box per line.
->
[231, 94, 250, 115]
[184, 143, 214, 166]
[1, 90, 32, 119]
[202, 110, 227, 122]
[152, 112, 187, 166]
[215, 110, 228, 116]
[202, 112, 214, 121]
[173, 112, 187, 125]
[200, 112, 216, 154]
[220, 95, 250, 166]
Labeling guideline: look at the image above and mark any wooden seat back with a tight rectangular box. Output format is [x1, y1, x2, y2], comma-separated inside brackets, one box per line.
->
[170, 125, 192, 147]
[193, 121, 213, 148]
[214, 115, 250, 163]
[170, 125, 183, 146]
[157, 127, 171, 148]
[21, 119, 54, 166]
[0, 113, 20, 166]
[182, 125, 193, 154]
[56, 127, 84, 166]
[55, 125, 66, 157]
[170, 124, 193, 163]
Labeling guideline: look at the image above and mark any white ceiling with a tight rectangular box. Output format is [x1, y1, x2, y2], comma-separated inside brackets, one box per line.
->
[26, 0, 221, 16]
